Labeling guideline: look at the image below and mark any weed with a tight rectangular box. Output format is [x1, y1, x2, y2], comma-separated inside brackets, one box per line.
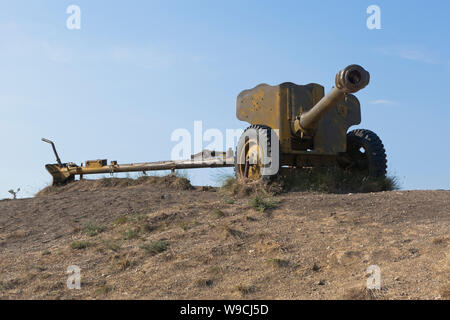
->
[236, 284, 256, 296]
[178, 221, 190, 231]
[212, 209, 225, 219]
[224, 198, 235, 204]
[141, 223, 156, 233]
[208, 266, 222, 275]
[113, 216, 128, 226]
[266, 258, 289, 268]
[221, 177, 238, 193]
[82, 221, 106, 237]
[133, 212, 147, 223]
[117, 259, 132, 271]
[103, 240, 121, 252]
[195, 278, 214, 288]
[8, 188, 20, 200]
[140, 240, 168, 255]
[222, 224, 241, 238]
[71, 240, 90, 250]
[122, 228, 140, 240]
[432, 237, 448, 246]
[0, 280, 16, 291]
[441, 284, 450, 299]
[95, 282, 112, 296]
[249, 195, 277, 213]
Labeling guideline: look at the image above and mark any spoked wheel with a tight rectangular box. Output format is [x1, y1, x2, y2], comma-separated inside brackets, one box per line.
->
[237, 136, 264, 180]
[339, 129, 387, 177]
[235, 125, 279, 182]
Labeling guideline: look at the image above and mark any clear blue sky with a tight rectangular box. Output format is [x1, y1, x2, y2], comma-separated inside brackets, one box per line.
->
[1, 0, 449, 198]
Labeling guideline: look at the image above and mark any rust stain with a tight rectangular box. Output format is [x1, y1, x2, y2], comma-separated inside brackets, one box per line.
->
[251, 89, 265, 110]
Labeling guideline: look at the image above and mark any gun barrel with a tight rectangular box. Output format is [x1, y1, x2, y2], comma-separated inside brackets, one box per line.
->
[299, 64, 370, 131]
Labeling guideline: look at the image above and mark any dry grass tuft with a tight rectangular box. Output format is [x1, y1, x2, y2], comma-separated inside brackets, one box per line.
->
[113, 216, 129, 226]
[440, 284, 450, 299]
[140, 240, 168, 255]
[82, 221, 106, 237]
[103, 239, 122, 252]
[94, 282, 113, 296]
[195, 278, 214, 288]
[235, 284, 256, 296]
[70, 240, 91, 250]
[266, 258, 289, 268]
[7, 230, 29, 240]
[222, 224, 242, 239]
[432, 237, 449, 246]
[211, 209, 225, 219]
[278, 167, 399, 194]
[343, 287, 382, 300]
[122, 228, 140, 240]
[220, 168, 398, 197]
[220, 177, 282, 198]
[111, 257, 134, 272]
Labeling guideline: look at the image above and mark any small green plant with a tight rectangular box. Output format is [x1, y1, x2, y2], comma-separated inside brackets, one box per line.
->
[141, 223, 156, 233]
[178, 221, 190, 231]
[195, 278, 214, 288]
[441, 284, 450, 299]
[117, 259, 132, 271]
[0, 280, 15, 291]
[132, 212, 147, 223]
[222, 224, 241, 238]
[140, 240, 168, 255]
[249, 195, 277, 213]
[432, 237, 449, 246]
[224, 198, 235, 204]
[82, 221, 106, 237]
[267, 258, 289, 268]
[103, 240, 121, 252]
[30, 264, 47, 272]
[113, 216, 129, 226]
[122, 228, 140, 240]
[177, 219, 197, 231]
[212, 209, 225, 219]
[95, 282, 112, 296]
[208, 266, 222, 275]
[71, 240, 90, 250]
[236, 284, 256, 296]
[124, 212, 156, 233]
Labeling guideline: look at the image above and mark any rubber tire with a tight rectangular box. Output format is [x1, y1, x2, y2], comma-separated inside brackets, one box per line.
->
[235, 125, 280, 182]
[344, 129, 387, 177]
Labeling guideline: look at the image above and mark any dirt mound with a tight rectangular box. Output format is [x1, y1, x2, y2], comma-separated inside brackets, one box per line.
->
[36, 175, 193, 197]
[0, 177, 448, 300]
